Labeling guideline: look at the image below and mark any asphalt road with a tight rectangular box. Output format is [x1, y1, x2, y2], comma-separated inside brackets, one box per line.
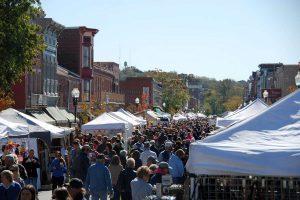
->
[38, 190, 52, 200]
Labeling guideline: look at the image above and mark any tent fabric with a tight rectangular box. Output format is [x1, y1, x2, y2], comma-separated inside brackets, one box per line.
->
[45, 107, 68, 124]
[81, 113, 129, 131]
[28, 110, 56, 124]
[173, 114, 187, 122]
[118, 109, 147, 125]
[197, 113, 207, 118]
[110, 111, 140, 127]
[186, 90, 300, 177]
[216, 99, 268, 128]
[0, 108, 69, 139]
[0, 117, 29, 137]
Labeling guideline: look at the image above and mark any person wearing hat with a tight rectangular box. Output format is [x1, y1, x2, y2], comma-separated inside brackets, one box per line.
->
[149, 162, 172, 185]
[1, 154, 28, 181]
[140, 141, 157, 165]
[73, 144, 90, 183]
[158, 141, 173, 162]
[85, 154, 113, 200]
[67, 178, 87, 200]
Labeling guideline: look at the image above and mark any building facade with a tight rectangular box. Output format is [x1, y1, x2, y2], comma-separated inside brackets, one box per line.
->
[57, 26, 98, 104]
[56, 66, 81, 111]
[13, 18, 64, 109]
[120, 77, 163, 108]
[244, 63, 299, 103]
[92, 62, 124, 108]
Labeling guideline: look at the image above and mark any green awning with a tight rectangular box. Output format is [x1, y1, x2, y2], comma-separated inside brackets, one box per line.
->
[45, 107, 68, 124]
[58, 108, 79, 123]
[28, 110, 56, 125]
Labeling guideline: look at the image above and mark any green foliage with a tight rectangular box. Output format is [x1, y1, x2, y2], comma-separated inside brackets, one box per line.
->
[0, 0, 45, 93]
[145, 69, 189, 114]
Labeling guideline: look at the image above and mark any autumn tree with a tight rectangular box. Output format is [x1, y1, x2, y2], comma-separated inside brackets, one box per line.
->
[145, 69, 189, 114]
[0, 0, 44, 109]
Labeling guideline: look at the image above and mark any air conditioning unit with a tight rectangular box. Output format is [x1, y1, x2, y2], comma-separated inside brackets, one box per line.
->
[38, 94, 43, 105]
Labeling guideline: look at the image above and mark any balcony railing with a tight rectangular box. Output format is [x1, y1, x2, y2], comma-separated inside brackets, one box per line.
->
[30, 94, 47, 107]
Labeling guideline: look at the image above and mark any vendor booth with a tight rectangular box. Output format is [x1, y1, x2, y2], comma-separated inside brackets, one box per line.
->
[186, 90, 300, 199]
[81, 112, 131, 148]
[172, 113, 187, 122]
[0, 108, 71, 188]
[118, 108, 147, 125]
[216, 99, 268, 128]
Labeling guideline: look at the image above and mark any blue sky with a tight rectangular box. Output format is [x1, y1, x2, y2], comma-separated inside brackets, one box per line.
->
[41, 0, 300, 81]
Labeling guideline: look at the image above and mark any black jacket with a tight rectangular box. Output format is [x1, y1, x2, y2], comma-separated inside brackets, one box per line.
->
[73, 152, 90, 182]
[23, 157, 40, 178]
[117, 167, 136, 194]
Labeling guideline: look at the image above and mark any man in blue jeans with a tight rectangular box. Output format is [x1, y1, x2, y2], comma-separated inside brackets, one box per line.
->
[85, 154, 113, 200]
[23, 149, 40, 190]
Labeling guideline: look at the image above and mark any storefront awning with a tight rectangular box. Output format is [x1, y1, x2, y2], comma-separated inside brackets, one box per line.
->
[45, 107, 68, 124]
[28, 110, 56, 125]
[58, 108, 79, 123]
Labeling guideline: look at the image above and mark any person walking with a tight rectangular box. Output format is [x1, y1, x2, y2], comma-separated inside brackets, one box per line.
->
[85, 154, 113, 200]
[130, 166, 153, 200]
[9, 164, 25, 188]
[140, 141, 157, 165]
[67, 178, 87, 200]
[0, 170, 22, 200]
[109, 155, 123, 200]
[22, 149, 40, 190]
[18, 185, 37, 200]
[50, 151, 67, 191]
[117, 158, 136, 200]
[73, 145, 90, 183]
[168, 149, 185, 184]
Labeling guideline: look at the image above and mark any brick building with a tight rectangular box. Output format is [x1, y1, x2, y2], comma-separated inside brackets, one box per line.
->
[92, 62, 124, 108]
[120, 77, 163, 108]
[274, 64, 298, 97]
[56, 66, 81, 111]
[13, 17, 64, 109]
[57, 26, 98, 103]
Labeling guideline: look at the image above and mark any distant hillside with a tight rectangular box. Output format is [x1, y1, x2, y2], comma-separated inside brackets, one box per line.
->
[120, 66, 144, 81]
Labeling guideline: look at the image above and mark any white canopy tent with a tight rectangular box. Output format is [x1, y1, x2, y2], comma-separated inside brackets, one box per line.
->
[173, 113, 187, 122]
[196, 113, 207, 118]
[118, 108, 147, 125]
[216, 99, 268, 128]
[110, 111, 140, 127]
[81, 112, 131, 148]
[186, 90, 300, 177]
[0, 108, 69, 139]
[0, 117, 29, 138]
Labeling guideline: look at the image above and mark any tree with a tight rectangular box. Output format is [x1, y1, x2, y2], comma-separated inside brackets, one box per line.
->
[0, 0, 44, 94]
[145, 70, 189, 114]
[223, 96, 243, 111]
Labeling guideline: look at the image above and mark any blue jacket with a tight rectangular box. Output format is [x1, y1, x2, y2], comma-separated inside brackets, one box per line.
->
[85, 162, 113, 193]
[0, 182, 22, 200]
[168, 154, 184, 178]
[50, 158, 66, 177]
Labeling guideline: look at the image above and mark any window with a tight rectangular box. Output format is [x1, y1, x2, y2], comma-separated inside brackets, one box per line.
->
[83, 46, 90, 68]
[83, 36, 91, 44]
[83, 80, 90, 101]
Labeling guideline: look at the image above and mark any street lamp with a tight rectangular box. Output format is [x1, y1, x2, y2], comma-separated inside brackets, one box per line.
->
[71, 88, 80, 125]
[162, 102, 166, 111]
[135, 97, 140, 112]
[263, 89, 269, 103]
[295, 70, 300, 88]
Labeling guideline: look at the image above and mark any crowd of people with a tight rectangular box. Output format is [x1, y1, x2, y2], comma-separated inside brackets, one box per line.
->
[0, 118, 214, 200]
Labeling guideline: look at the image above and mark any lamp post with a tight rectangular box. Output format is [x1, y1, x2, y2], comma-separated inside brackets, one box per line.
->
[263, 89, 269, 104]
[162, 102, 166, 111]
[71, 88, 80, 126]
[135, 97, 140, 113]
[295, 69, 300, 88]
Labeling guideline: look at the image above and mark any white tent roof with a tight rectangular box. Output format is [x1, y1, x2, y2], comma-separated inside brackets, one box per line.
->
[216, 99, 268, 128]
[0, 117, 29, 137]
[0, 108, 68, 139]
[186, 90, 300, 177]
[110, 111, 140, 127]
[196, 113, 207, 118]
[81, 112, 129, 131]
[173, 113, 187, 122]
[146, 110, 160, 119]
[117, 108, 147, 125]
